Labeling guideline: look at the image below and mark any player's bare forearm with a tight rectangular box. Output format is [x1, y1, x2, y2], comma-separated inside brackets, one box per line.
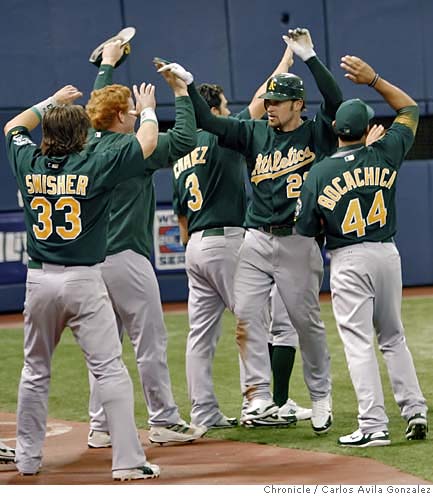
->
[306, 57, 343, 116]
[4, 108, 40, 135]
[4, 85, 82, 135]
[373, 78, 417, 112]
[341, 55, 417, 111]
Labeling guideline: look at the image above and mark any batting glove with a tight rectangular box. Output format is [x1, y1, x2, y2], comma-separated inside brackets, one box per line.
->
[283, 28, 316, 62]
[158, 62, 194, 85]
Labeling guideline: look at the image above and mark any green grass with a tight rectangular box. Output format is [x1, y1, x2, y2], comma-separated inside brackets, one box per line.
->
[1, 297, 432, 481]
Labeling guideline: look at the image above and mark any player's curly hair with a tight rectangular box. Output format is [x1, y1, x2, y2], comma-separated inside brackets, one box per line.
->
[198, 83, 224, 110]
[86, 84, 131, 130]
[41, 105, 90, 156]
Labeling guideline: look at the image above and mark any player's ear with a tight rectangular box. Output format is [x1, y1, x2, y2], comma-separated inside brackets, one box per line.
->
[294, 100, 303, 112]
[117, 110, 126, 124]
[210, 106, 220, 116]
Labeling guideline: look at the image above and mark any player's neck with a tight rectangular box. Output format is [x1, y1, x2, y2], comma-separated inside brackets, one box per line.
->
[278, 116, 303, 132]
[338, 138, 366, 148]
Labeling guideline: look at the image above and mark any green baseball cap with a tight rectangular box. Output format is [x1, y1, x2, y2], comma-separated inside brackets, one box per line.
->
[335, 98, 375, 137]
[259, 73, 305, 101]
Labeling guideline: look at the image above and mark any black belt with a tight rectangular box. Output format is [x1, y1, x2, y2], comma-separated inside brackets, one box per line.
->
[259, 225, 294, 237]
[202, 228, 225, 237]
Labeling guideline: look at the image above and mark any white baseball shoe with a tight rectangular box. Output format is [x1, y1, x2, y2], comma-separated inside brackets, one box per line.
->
[405, 413, 428, 440]
[87, 430, 112, 448]
[0, 440, 15, 464]
[311, 394, 333, 435]
[279, 398, 312, 422]
[149, 420, 206, 444]
[241, 399, 293, 427]
[338, 429, 390, 448]
[112, 462, 160, 481]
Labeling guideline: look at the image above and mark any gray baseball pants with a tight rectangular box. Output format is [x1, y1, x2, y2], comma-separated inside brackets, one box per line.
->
[234, 229, 331, 402]
[330, 242, 427, 433]
[89, 249, 181, 429]
[17, 264, 145, 474]
[185, 227, 245, 426]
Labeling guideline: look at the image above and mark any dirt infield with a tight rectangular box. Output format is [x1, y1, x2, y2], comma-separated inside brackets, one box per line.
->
[0, 412, 429, 485]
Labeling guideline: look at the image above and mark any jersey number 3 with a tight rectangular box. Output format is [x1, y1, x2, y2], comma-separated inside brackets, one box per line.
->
[185, 173, 203, 212]
[31, 196, 82, 240]
[341, 190, 387, 237]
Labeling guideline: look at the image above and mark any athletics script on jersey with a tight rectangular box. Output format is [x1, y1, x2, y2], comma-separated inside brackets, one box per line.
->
[251, 147, 316, 185]
[318, 166, 397, 210]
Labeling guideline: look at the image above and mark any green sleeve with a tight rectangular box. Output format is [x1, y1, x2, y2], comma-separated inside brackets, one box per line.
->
[188, 83, 253, 152]
[93, 64, 114, 90]
[371, 105, 419, 168]
[100, 135, 148, 188]
[172, 175, 183, 215]
[146, 96, 197, 169]
[295, 175, 322, 237]
[305, 56, 343, 117]
[6, 127, 39, 178]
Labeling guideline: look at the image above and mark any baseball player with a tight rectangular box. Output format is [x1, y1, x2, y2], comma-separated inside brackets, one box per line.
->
[269, 123, 385, 421]
[161, 27, 342, 433]
[86, 41, 204, 446]
[170, 46, 299, 428]
[4, 83, 161, 479]
[295, 55, 428, 447]
[0, 440, 15, 464]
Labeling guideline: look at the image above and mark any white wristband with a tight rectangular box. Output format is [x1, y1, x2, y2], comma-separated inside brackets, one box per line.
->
[300, 48, 317, 62]
[31, 96, 58, 119]
[140, 107, 158, 126]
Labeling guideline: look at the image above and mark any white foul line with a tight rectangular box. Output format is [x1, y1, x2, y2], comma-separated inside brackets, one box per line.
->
[0, 421, 72, 442]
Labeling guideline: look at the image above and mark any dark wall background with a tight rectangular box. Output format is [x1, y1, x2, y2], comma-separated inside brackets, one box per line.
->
[1, 0, 432, 309]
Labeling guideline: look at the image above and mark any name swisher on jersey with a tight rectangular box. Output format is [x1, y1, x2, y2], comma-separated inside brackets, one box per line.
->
[24, 174, 89, 196]
[251, 146, 315, 185]
[173, 146, 209, 179]
[318, 166, 397, 210]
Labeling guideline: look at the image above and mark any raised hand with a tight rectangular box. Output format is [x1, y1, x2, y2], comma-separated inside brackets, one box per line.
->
[53, 85, 83, 105]
[340, 55, 376, 85]
[283, 28, 316, 61]
[132, 83, 156, 115]
[101, 40, 124, 66]
[157, 62, 194, 85]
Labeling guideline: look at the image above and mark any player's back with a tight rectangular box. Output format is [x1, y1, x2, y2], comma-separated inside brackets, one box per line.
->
[172, 130, 246, 234]
[7, 126, 146, 265]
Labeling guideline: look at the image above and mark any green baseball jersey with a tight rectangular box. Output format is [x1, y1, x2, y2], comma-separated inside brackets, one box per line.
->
[295, 106, 419, 249]
[6, 125, 151, 265]
[172, 108, 250, 234]
[187, 57, 342, 228]
[90, 64, 197, 259]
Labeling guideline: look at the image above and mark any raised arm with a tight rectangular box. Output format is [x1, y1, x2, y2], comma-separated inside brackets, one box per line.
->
[284, 28, 342, 117]
[4, 85, 83, 135]
[248, 46, 294, 119]
[340, 55, 418, 134]
[133, 83, 159, 158]
[93, 40, 124, 90]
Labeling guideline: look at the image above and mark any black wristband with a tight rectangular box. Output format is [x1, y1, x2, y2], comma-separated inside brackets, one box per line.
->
[368, 73, 380, 87]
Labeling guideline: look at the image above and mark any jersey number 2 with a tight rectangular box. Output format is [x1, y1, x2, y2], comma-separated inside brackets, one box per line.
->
[341, 190, 387, 237]
[31, 196, 82, 240]
[185, 173, 203, 212]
